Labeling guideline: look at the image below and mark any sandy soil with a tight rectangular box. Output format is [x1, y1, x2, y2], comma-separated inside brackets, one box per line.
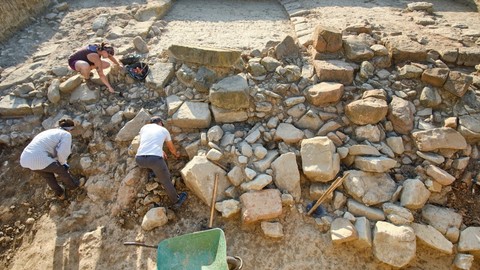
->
[0, 0, 479, 269]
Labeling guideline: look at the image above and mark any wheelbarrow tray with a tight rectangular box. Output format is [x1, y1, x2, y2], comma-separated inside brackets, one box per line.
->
[156, 228, 228, 270]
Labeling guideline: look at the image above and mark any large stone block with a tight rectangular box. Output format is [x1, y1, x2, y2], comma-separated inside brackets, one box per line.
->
[180, 155, 228, 207]
[384, 36, 427, 63]
[211, 105, 248, 123]
[273, 123, 304, 144]
[275, 35, 300, 59]
[145, 62, 175, 93]
[0, 62, 40, 91]
[412, 127, 467, 151]
[345, 97, 388, 125]
[168, 44, 241, 67]
[421, 68, 449, 87]
[59, 74, 83, 93]
[458, 227, 480, 255]
[141, 207, 168, 231]
[387, 96, 415, 135]
[457, 47, 480, 67]
[271, 152, 301, 201]
[354, 156, 397, 173]
[373, 221, 416, 268]
[343, 36, 374, 62]
[240, 189, 282, 224]
[115, 109, 151, 142]
[0, 95, 33, 117]
[400, 179, 430, 210]
[133, 0, 172, 22]
[209, 75, 249, 110]
[411, 223, 453, 254]
[69, 84, 99, 104]
[300, 136, 340, 182]
[171, 101, 211, 128]
[347, 199, 385, 221]
[458, 113, 480, 142]
[331, 218, 358, 244]
[343, 170, 396, 206]
[313, 60, 354, 85]
[311, 25, 343, 53]
[354, 217, 372, 248]
[422, 204, 463, 235]
[304, 82, 344, 106]
[443, 71, 473, 97]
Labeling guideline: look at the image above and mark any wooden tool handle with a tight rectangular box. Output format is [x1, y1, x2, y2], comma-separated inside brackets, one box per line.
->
[307, 172, 350, 216]
[208, 173, 219, 228]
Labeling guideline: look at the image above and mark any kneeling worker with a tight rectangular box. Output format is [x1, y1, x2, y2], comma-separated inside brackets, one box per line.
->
[20, 119, 85, 199]
[135, 116, 187, 210]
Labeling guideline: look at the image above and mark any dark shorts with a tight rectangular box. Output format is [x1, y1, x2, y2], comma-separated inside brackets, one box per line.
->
[68, 59, 78, 71]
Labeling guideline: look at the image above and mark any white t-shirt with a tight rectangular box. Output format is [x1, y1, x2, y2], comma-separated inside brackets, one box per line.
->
[136, 124, 172, 157]
[20, 128, 72, 170]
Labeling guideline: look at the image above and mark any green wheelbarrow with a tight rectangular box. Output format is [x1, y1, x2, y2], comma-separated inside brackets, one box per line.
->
[124, 228, 243, 270]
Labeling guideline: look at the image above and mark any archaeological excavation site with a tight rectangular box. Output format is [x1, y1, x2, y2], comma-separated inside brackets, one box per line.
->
[1, 0, 480, 269]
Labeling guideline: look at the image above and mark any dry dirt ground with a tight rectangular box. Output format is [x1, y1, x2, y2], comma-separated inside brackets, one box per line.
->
[0, 0, 480, 269]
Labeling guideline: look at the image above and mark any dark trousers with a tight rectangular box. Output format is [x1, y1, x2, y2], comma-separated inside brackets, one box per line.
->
[34, 162, 79, 196]
[135, 155, 178, 203]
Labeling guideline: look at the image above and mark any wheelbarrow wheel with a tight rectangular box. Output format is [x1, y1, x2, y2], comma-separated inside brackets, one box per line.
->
[227, 256, 243, 270]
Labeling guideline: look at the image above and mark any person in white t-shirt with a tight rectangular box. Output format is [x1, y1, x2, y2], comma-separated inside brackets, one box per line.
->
[20, 119, 85, 200]
[135, 116, 187, 210]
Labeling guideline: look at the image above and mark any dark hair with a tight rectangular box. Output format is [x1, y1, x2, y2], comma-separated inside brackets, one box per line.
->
[150, 116, 163, 125]
[59, 119, 75, 128]
[99, 42, 114, 56]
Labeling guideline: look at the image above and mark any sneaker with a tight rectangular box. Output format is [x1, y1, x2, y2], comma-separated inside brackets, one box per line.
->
[58, 189, 66, 200]
[172, 192, 188, 210]
[78, 178, 86, 188]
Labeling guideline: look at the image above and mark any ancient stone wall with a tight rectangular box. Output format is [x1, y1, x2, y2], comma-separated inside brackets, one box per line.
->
[0, 0, 51, 43]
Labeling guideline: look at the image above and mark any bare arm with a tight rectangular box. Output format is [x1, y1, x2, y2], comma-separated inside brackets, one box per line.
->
[88, 53, 115, 93]
[108, 55, 122, 67]
[165, 140, 180, 158]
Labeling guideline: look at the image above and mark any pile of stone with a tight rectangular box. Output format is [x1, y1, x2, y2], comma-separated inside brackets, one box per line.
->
[129, 27, 479, 269]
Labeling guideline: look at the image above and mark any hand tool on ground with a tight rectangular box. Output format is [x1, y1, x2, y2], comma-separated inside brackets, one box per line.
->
[307, 172, 350, 216]
[208, 173, 219, 228]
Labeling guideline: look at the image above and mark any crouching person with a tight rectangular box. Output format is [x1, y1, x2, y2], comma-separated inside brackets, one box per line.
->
[20, 119, 85, 200]
[135, 116, 187, 210]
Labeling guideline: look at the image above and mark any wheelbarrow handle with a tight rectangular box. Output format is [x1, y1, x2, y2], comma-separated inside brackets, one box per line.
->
[123, 241, 158, 249]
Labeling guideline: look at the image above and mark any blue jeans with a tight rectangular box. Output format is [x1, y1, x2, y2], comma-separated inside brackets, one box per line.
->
[135, 155, 178, 203]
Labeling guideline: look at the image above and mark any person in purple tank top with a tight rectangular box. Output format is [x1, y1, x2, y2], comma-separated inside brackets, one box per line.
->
[68, 42, 122, 94]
